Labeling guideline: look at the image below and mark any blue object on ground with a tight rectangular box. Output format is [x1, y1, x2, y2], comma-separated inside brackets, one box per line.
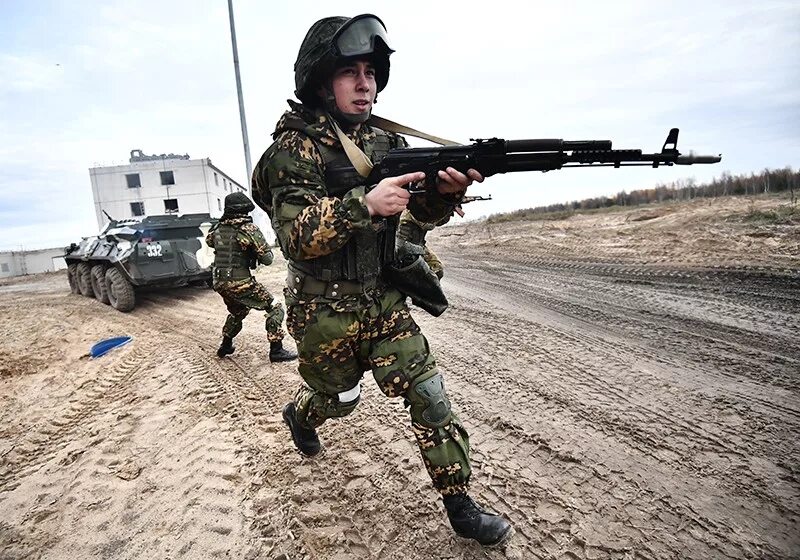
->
[90, 336, 133, 358]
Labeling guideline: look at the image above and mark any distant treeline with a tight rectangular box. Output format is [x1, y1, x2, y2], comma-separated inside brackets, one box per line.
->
[488, 167, 798, 220]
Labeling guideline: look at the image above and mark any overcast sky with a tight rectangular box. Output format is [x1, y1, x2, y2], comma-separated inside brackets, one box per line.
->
[1, 0, 798, 250]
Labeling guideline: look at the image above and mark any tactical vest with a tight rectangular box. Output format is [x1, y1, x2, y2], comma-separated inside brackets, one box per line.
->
[290, 127, 398, 284]
[212, 223, 252, 271]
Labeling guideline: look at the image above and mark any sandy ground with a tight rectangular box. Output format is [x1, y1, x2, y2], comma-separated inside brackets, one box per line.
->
[1, 194, 798, 560]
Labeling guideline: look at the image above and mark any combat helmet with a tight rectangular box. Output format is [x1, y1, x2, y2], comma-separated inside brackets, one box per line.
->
[294, 14, 394, 117]
[223, 192, 255, 215]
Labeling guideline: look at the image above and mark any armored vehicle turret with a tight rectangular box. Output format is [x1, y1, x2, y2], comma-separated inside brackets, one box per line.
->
[64, 213, 217, 312]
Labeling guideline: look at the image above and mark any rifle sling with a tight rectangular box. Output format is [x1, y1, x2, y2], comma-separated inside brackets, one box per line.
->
[367, 115, 460, 147]
[329, 114, 461, 179]
[329, 118, 374, 178]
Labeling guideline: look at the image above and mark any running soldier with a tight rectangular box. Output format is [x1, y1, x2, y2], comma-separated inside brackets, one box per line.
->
[252, 14, 511, 546]
[207, 192, 297, 362]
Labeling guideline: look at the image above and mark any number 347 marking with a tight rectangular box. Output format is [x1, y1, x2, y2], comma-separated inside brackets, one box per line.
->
[146, 244, 163, 258]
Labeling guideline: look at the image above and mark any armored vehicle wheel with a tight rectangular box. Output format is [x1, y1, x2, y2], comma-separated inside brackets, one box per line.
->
[67, 264, 80, 294]
[105, 268, 135, 312]
[76, 263, 94, 297]
[90, 265, 110, 304]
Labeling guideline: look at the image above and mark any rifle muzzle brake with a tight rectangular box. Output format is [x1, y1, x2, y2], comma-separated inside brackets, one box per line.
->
[676, 153, 723, 164]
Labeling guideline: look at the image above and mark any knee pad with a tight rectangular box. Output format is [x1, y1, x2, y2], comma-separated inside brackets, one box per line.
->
[410, 372, 452, 428]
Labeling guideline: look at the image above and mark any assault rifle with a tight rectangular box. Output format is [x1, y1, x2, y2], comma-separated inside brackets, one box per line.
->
[367, 128, 720, 192]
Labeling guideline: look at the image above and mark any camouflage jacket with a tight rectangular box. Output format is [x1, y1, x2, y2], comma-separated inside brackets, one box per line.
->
[252, 101, 458, 266]
[206, 215, 273, 269]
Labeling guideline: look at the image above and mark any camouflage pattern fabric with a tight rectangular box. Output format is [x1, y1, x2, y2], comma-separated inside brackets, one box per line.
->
[215, 279, 285, 342]
[422, 245, 444, 280]
[251, 102, 473, 495]
[207, 215, 282, 341]
[398, 209, 445, 279]
[286, 288, 470, 495]
[206, 215, 274, 267]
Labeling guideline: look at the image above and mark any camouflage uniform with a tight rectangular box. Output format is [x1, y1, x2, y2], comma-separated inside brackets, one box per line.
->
[252, 103, 471, 495]
[207, 215, 286, 343]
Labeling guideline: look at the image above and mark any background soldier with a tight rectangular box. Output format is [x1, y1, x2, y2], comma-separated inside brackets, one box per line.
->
[207, 192, 297, 363]
[251, 14, 512, 546]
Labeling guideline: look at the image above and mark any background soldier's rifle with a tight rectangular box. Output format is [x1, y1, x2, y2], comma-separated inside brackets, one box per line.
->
[455, 195, 492, 217]
[460, 195, 493, 204]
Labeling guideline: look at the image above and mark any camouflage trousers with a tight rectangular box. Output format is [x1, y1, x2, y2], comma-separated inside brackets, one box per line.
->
[214, 277, 285, 342]
[285, 287, 471, 495]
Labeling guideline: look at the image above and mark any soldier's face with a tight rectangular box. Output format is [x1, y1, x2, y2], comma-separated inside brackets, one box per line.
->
[325, 60, 377, 116]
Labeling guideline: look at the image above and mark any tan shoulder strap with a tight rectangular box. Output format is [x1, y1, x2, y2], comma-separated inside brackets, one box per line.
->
[329, 118, 374, 178]
[329, 113, 462, 178]
[367, 114, 460, 147]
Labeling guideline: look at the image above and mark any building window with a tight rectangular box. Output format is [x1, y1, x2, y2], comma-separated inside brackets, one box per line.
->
[217, 198, 222, 211]
[214, 172, 219, 186]
[164, 199, 179, 213]
[1, 263, 9, 273]
[130, 202, 145, 216]
[125, 173, 141, 188]
[160, 170, 175, 185]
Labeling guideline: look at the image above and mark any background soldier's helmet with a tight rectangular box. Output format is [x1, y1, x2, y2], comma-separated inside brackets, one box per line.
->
[294, 14, 393, 106]
[224, 192, 255, 214]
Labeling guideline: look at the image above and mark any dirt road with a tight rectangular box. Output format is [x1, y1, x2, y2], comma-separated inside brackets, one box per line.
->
[1, 195, 798, 559]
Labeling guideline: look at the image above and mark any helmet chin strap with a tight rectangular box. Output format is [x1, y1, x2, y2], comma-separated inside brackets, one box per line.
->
[339, 110, 371, 125]
[323, 87, 372, 126]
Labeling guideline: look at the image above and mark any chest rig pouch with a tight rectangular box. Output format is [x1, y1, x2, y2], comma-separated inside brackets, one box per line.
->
[212, 223, 252, 272]
[290, 129, 397, 286]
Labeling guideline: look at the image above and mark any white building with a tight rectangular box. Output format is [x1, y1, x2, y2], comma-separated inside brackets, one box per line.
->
[0, 248, 68, 279]
[89, 150, 246, 228]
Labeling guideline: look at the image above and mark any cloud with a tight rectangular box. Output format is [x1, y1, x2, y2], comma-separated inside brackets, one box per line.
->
[0, 53, 65, 94]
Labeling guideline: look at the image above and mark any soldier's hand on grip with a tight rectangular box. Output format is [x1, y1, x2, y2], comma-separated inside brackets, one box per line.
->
[365, 171, 424, 217]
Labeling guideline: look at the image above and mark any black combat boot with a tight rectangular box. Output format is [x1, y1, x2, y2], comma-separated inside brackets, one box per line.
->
[282, 402, 322, 457]
[216, 336, 235, 358]
[443, 493, 513, 546]
[269, 340, 298, 362]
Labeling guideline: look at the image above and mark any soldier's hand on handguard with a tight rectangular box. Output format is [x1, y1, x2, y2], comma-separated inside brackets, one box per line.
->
[437, 167, 483, 195]
[365, 171, 424, 217]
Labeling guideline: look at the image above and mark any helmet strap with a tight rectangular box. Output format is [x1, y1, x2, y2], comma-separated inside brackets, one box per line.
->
[321, 82, 371, 127]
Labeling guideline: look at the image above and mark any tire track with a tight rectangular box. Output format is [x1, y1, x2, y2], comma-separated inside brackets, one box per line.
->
[434, 352, 789, 559]
[0, 342, 155, 493]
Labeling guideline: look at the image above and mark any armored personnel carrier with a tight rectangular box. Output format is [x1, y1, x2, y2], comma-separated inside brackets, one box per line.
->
[64, 213, 217, 312]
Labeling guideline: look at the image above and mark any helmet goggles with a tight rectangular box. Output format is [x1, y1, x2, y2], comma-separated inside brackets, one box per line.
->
[332, 14, 394, 57]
